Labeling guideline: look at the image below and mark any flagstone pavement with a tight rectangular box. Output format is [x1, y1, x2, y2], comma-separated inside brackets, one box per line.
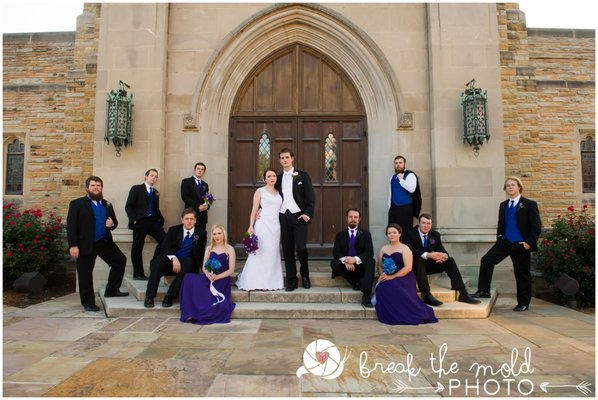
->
[3, 293, 595, 397]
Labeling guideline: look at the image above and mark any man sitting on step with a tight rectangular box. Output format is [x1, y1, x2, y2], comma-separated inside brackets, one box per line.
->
[144, 208, 207, 308]
[402, 213, 480, 306]
[330, 208, 376, 308]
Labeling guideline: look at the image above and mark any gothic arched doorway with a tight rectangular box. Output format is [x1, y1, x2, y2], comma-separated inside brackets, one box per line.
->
[228, 44, 368, 254]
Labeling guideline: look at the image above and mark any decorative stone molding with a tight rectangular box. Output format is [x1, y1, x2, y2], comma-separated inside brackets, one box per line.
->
[183, 113, 198, 131]
[188, 3, 405, 132]
[398, 112, 414, 130]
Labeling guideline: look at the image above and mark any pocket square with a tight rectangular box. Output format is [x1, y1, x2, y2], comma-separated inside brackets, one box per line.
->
[298, 182, 303, 185]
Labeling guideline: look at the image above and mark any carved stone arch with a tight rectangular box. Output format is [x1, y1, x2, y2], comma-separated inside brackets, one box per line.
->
[186, 3, 406, 133]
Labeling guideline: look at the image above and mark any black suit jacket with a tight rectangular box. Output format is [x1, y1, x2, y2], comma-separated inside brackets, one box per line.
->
[332, 228, 374, 263]
[125, 184, 164, 229]
[160, 223, 207, 264]
[180, 177, 210, 226]
[274, 169, 315, 218]
[403, 227, 448, 259]
[66, 196, 118, 256]
[496, 196, 542, 251]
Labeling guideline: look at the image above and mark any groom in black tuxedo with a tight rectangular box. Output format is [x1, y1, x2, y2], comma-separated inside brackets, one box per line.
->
[331, 209, 376, 307]
[275, 148, 315, 291]
[403, 213, 480, 306]
[472, 176, 542, 311]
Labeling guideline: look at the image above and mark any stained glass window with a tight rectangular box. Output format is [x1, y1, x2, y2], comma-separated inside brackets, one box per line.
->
[324, 133, 337, 182]
[581, 136, 595, 193]
[258, 132, 271, 182]
[5, 139, 24, 195]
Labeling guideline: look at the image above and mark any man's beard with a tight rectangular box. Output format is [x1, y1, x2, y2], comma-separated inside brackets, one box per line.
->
[348, 222, 358, 229]
[395, 166, 405, 174]
[87, 190, 103, 201]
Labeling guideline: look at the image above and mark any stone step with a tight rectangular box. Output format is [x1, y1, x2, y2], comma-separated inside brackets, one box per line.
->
[100, 288, 497, 319]
[126, 273, 470, 303]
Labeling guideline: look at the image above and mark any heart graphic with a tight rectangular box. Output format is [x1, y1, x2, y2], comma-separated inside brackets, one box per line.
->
[316, 351, 329, 364]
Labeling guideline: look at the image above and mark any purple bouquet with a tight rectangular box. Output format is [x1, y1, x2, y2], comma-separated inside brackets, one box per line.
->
[243, 231, 259, 255]
[202, 193, 214, 206]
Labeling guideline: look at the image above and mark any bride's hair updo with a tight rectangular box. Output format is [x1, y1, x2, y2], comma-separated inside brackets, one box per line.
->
[263, 168, 277, 180]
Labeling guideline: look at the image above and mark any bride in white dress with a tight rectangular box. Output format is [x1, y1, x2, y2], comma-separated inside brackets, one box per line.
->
[236, 168, 284, 291]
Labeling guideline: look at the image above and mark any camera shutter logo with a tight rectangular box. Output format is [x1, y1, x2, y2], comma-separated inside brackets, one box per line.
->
[296, 339, 351, 380]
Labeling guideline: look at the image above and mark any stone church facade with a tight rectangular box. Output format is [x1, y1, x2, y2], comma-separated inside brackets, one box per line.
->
[3, 3, 595, 265]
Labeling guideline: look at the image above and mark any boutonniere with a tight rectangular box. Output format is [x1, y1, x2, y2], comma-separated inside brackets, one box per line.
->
[105, 201, 111, 207]
[518, 203, 524, 210]
[430, 238, 436, 246]
[292, 172, 299, 180]
[193, 234, 200, 241]
[154, 190, 159, 196]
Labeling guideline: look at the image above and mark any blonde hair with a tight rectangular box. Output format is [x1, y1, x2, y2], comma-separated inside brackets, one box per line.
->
[207, 224, 228, 252]
[503, 176, 524, 193]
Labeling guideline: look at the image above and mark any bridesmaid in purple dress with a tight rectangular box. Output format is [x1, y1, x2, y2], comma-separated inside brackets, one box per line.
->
[180, 224, 236, 324]
[374, 223, 437, 325]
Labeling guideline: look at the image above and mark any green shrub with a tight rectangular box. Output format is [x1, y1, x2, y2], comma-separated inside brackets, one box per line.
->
[536, 205, 595, 307]
[3, 203, 64, 284]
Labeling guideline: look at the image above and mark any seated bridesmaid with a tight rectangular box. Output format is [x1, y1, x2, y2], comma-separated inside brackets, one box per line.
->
[179, 224, 236, 324]
[374, 223, 438, 326]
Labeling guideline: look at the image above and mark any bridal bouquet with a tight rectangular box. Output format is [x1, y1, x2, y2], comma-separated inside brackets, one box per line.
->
[243, 231, 259, 255]
[202, 193, 215, 206]
[382, 257, 398, 275]
[204, 257, 222, 274]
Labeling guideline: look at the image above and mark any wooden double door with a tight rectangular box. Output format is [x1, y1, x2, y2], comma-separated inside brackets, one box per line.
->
[228, 45, 368, 250]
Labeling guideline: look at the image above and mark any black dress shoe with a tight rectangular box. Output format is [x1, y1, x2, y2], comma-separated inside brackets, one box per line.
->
[331, 270, 338, 279]
[513, 305, 529, 312]
[361, 293, 373, 308]
[353, 282, 361, 291]
[104, 290, 129, 297]
[423, 293, 443, 306]
[302, 276, 311, 289]
[83, 304, 100, 312]
[458, 293, 481, 304]
[133, 275, 149, 281]
[144, 296, 155, 308]
[162, 294, 173, 308]
[472, 290, 491, 299]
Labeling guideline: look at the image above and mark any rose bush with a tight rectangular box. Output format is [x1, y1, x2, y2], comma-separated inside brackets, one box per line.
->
[535, 205, 595, 307]
[3, 203, 64, 284]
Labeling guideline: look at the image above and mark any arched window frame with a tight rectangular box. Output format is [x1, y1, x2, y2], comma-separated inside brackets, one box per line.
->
[580, 135, 595, 193]
[3, 135, 27, 196]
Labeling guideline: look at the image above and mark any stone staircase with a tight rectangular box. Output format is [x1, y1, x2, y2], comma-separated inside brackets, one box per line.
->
[100, 261, 497, 319]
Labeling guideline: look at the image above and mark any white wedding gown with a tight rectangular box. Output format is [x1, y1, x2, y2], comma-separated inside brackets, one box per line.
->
[236, 187, 285, 291]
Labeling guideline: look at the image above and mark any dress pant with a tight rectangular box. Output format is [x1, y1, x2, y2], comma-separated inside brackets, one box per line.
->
[478, 240, 532, 307]
[76, 240, 126, 307]
[388, 203, 414, 233]
[330, 258, 376, 293]
[131, 217, 166, 277]
[279, 210, 309, 287]
[413, 257, 466, 295]
[146, 254, 198, 298]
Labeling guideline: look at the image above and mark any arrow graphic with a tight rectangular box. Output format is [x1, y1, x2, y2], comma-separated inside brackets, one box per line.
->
[392, 379, 444, 394]
[540, 381, 592, 396]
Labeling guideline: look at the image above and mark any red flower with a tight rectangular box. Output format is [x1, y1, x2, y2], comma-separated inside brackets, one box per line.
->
[588, 229, 595, 235]
[567, 205, 575, 212]
[25, 223, 31, 228]
[45, 237, 49, 241]
[39, 246, 44, 251]
[18, 243, 24, 248]
[7, 251, 13, 257]
[33, 239, 38, 244]
[57, 218, 62, 223]
[542, 239, 549, 245]
[9, 221, 14, 225]
[45, 228, 52, 233]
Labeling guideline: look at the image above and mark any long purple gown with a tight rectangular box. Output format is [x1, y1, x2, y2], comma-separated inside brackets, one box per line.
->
[375, 252, 438, 325]
[179, 251, 236, 324]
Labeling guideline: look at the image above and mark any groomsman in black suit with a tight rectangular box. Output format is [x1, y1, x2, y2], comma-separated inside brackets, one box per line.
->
[331, 209, 376, 307]
[125, 169, 166, 280]
[275, 148, 315, 291]
[472, 176, 542, 311]
[144, 208, 207, 308]
[67, 176, 129, 312]
[180, 162, 210, 230]
[403, 213, 480, 306]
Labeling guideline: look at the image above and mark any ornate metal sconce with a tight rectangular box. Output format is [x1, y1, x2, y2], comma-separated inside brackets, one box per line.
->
[105, 81, 133, 157]
[461, 79, 489, 156]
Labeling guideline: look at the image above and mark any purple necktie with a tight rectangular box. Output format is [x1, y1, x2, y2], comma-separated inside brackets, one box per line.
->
[348, 230, 357, 256]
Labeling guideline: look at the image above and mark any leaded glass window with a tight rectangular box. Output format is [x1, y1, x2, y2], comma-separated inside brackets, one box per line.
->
[324, 133, 337, 182]
[258, 132, 271, 182]
[581, 136, 595, 193]
[5, 139, 24, 195]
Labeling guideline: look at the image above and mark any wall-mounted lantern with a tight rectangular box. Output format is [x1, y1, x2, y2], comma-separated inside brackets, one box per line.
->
[105, 81, 133, 157]
[461, 78, 489, 156]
